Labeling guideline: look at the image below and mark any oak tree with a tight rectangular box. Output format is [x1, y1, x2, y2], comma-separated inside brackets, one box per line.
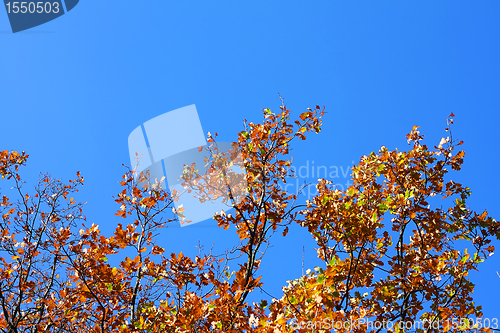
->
[0, 105, 498, 332]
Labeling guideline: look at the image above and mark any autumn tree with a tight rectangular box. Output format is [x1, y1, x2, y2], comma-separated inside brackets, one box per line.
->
[0, 104, 498, 333]
[263, 114, 500, 333]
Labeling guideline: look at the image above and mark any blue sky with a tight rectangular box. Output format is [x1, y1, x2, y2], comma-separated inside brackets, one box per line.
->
[1, 0, 499, 320]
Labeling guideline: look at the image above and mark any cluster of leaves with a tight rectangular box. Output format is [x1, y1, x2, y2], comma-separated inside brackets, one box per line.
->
[264, 114, 500, 332]
[0, 105, 498, 333]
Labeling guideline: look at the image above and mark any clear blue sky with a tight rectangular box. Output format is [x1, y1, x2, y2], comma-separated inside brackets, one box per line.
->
[1, 0, 499, 320]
